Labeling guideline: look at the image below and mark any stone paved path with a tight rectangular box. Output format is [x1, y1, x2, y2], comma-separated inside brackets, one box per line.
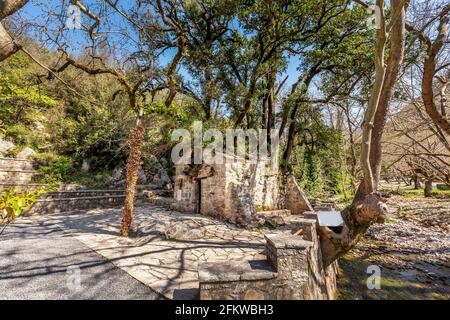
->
[53, 205, 267, 299]
[0, 215, 162, 300]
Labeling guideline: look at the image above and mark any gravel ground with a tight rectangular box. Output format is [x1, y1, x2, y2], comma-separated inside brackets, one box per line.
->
[338, 195, 450, 300]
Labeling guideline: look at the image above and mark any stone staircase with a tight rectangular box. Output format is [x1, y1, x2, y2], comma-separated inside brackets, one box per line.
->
[0, 183, 84, 191]
[26, 185, 171, 215]
[198, 212, 337, 300]
[0, 155, 162, 215]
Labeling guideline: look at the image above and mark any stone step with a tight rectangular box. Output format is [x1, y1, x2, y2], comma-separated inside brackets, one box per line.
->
[256, 209, 291, 217]
[42, 189, 126, 199]
[0, 158, 34, 170]
[255, 209, 292, 227]
[142, 189, 173, 198]
[0, 183, 85, 191]
[26, 195, 127, 215]
[0, 170, 35, 184]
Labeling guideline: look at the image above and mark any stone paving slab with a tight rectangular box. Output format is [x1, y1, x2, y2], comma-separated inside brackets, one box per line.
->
[51, 205, 267, 299]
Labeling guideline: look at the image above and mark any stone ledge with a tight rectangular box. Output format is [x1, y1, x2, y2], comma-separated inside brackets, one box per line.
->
[304, 211, 318, 220]
[0, 169, 35, 173]
[283, 215, 316, 224]
[264, 233, 313, 250]
[0, 157, 33, 162]
[198, 260, 276, 283]
[35, 195, 126, 203]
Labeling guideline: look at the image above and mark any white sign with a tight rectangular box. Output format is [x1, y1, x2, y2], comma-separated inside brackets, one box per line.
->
[317, 211, 344, 227]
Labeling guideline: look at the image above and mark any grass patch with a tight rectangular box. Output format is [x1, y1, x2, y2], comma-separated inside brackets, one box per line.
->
[399, 188, 450, 200]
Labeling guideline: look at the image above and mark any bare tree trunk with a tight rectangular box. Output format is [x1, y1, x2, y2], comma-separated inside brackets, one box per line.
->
[344, 105, 357, 192]
[0, 0, 29, 19]
[406, 4, 450, 135]
[267, 70, 275, 153]
[424, 178, 433, 197]
[0, 22, 16, 61]
[359, 0, 387, 195]
[321, 0, 407, 266]
[355, 0, 406, 201]
[413, 174, 421, 189]
[0, 0, 29, 62]
[319, 194, 388, 267]
[120, 112, 145, 237]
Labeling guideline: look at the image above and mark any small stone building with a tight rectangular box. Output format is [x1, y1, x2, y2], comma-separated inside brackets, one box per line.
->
[173, 154, 312, 225]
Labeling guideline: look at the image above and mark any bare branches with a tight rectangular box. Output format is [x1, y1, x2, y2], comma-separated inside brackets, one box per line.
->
[18, 45, 101, 105]
[155, 0, 186, 107]
[71, 0, 99, 40]
[406, 3, 450, 135]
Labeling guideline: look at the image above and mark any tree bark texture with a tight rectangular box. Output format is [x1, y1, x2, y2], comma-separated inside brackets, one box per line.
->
[319, 193, 388, 267]
[0, 0, 29, 62]
[120, 124, 145, 237]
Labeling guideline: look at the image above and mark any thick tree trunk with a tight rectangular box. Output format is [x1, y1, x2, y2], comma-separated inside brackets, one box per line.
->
[424, 178, 433, 197]
[354, 0, 406, 201]
[413, 174, 421, 189]
[359, 0, 387, 196]
[120, 123, 145, 237]
[0, 0, 29, 62]
[319, 193, 388, 267]
[0, 0, 29, 19]
[323, 0, 406, 267]
[422, 57, 450, 136]
[0, 22, 17, 61]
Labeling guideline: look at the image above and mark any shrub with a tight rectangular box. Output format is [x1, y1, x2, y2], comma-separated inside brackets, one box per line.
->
[0, 187, 48, 225]
[35, 155, 74, 184]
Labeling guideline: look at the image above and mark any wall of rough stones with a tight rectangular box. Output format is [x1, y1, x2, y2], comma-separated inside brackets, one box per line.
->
[0, 157, 35, 184]
[284, 175, 314, 214]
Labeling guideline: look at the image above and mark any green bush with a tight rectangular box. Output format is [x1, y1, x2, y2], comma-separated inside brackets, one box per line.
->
[0, 187, 48, 225]
[35, 155, 74, 184]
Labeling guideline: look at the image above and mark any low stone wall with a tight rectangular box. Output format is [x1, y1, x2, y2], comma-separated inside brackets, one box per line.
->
[42, 190, 125, 199]
[0, 183, 85, 191]
[26, 195, 126, 215]
[199, 216, 337, 300]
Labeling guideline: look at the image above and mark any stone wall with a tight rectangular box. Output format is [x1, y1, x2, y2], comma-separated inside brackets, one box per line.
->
[173, 156, 280, 225]
[26, 194, 126, 215]
[173, 165, 199, 213]
[284, 175, 313, 214]
[0, 157, 35, 184]
[199, 215, 337, 300]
